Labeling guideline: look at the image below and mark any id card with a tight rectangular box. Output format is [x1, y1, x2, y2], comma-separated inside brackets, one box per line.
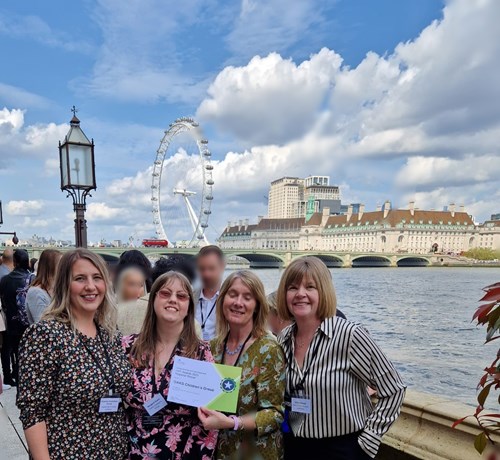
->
[291, 397, 312, 414]
[99, 395, 121, 413]
[144, 393, 167, 416]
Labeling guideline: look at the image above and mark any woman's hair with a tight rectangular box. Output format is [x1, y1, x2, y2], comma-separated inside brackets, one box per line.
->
[267, 291, 278, 315]
[130, 271, 200, 367]
[214, 270, 269, 346]
[30, 258, 38, 273]
[42, 249, 118, 337]
[152, 256, 196, 284]
[32, 249, 62, 293]
[277, 256, 337, 322]
[115, 266, 146, 303]
[115, 250, 152, 292]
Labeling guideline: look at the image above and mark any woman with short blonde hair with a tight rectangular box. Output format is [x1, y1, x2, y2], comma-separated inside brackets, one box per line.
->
[198, 270, 286, 459]
[277, 256, 405, 460]
[18, 249, 131, 459]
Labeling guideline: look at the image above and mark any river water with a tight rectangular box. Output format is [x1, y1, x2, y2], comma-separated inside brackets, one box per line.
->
[240, 267, 500, 407]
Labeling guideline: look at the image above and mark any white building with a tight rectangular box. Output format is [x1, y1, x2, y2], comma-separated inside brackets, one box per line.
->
[219, 202, 488, 254]
[268, 175, 340, 219]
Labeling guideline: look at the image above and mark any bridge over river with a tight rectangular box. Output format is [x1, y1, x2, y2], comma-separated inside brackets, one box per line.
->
[27, 247, 472, 269]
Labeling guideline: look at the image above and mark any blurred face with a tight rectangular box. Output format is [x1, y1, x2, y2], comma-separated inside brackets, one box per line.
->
[268, 310, 292, 336]
[70, 259, 106, 318]
[222, 278, 257, 328]
[286, 277, 320, 320]
[154, 278, 190, 325]
[197, 253, 224, 291]
[121, 271, 145, 301]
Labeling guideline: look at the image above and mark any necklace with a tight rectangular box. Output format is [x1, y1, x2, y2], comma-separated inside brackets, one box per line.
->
[225, 342, 245, 356]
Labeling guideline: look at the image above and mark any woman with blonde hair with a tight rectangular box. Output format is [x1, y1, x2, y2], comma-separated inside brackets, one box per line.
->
[277, 256, 405, 460]
[17, 249, 132, 460]
[26, 249, 62, 324]
[198, 270, 286, 460]
[123, 271, 218, 459]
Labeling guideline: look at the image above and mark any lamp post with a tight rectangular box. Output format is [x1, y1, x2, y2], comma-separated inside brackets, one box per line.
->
[58, 107, 96, 248]
[0, 200, 19, 245]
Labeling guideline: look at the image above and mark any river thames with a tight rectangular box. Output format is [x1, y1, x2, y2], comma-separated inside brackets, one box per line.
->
[239, 266, 500, 406]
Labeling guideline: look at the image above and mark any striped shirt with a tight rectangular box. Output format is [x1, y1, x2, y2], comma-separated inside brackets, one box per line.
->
[278, 316, 406, 458]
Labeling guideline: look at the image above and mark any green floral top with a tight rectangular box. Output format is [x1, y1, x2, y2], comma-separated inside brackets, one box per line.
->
[211, 333, 286, 460]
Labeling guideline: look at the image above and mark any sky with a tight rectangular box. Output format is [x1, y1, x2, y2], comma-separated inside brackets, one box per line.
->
[0, 0, 499, 245]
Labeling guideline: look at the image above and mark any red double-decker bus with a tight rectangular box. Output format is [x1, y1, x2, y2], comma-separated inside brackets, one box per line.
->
[142, 239, 169, 248]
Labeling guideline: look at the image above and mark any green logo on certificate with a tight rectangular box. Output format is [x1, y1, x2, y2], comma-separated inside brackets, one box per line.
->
[221, 378, 237, 393]
[168, 356, 242, 413]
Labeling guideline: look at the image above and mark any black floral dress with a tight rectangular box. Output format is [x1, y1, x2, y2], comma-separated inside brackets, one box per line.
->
[122, 334, 218, 460]
[18, 319, 132, 460]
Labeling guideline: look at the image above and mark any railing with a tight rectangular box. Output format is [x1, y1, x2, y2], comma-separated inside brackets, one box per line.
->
[380, 390, 499, 459]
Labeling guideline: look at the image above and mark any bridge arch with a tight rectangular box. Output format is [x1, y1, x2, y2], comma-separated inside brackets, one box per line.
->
[234, 252, 284, 269]
[305, 254, 344, 268]
[351, 255, 391, 267]
[397, 256, 430, 267]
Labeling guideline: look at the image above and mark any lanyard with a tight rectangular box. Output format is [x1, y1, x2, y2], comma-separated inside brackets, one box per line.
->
[199, 296, 217, 330]
[287, 325, 323, 393]
[151, 340, 181, 395]
[79, 326, 116, 395]
[221, 332, 253, 367]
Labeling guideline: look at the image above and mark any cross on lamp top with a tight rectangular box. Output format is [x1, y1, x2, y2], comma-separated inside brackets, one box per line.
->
[71, 105, 78, 116]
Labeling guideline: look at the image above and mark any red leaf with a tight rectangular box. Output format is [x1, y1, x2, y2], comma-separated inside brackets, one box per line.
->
[484, 282, 500, 291]
[474, 302, 497, 322]
[480, 287, 500, 302]
[452, 416, 469, 428]
[478, 384, 493, 407]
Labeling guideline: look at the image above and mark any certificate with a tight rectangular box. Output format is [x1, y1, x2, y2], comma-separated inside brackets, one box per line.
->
[167, 356, 242, 413]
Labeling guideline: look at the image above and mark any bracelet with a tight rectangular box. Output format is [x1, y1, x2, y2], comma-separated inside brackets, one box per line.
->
[229, 415, 239, 431]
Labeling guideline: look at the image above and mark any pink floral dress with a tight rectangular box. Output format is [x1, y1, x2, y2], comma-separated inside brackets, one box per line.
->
[122, 334, 218, 460]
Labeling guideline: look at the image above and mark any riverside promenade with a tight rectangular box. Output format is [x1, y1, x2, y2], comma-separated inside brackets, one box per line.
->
[0, 388, 27, 460]
[0, 387, 497, 460]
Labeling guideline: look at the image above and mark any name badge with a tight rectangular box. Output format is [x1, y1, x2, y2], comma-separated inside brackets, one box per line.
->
[144, 393, 167, 416]
[99, 395, 121, 413]
[291, 397, 312, 414]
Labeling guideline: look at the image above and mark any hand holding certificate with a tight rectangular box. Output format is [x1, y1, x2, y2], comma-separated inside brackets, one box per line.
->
[167, 356, 242, 413]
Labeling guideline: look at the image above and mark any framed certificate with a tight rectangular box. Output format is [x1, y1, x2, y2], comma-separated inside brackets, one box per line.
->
[167, 356, 242, 413]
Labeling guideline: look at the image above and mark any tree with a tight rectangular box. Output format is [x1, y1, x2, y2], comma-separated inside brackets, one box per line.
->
[453, 282, 500, 457]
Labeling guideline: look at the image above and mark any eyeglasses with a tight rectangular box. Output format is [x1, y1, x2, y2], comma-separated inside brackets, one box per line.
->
[157, 289, 189, 301]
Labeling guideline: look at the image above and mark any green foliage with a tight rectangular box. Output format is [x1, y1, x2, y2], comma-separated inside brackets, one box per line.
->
[454, 282, 500, 454]
[463, 248, 500, 261]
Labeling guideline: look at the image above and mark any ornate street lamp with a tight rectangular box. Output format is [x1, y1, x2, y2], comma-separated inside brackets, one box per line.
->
[0, 200, 19, 245]
[58, 107, 96, 248]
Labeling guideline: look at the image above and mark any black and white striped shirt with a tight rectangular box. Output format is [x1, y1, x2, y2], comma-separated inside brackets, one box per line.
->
[278, 316, 406, 458]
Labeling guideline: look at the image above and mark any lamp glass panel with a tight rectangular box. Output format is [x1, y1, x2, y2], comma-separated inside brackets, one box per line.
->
[60, 147, 69, 187]
[67, 144, 94, 187]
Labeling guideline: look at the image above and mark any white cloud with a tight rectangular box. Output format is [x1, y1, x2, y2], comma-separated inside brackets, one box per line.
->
[0, 12, 94, 53]
[78, 0, 215, 103]
[198, 48, 342, 145]
[0, 83, 51, 109]
[86, 203, 124, 221]
[226, 0, 333, 60]
[6, 200, 44, 216]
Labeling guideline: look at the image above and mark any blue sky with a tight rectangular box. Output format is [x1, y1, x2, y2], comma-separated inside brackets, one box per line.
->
[1, 0, 499, 245]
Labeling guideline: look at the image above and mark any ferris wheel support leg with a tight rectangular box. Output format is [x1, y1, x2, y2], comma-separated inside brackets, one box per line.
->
[184, 196, 201, 235]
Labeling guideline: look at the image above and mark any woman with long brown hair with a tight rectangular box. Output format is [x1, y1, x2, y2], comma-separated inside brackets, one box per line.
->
[198, 270, 286, 460]
[17, 249, 132, 460]
[26, 249, 62, 324]
[123, 271, 218, 459]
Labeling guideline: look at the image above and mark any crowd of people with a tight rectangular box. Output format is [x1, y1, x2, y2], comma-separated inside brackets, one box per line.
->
[0, 245, 405, 460]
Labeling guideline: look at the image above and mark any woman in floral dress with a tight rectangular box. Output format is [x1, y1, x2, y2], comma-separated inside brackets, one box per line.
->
[123, 271, 218, 459]
[18, 249, 132, 460]
[198, 270, 286, 460]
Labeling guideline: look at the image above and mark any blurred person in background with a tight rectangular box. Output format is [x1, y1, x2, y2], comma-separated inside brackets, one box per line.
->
[117, 255, 196, 335]
[0, 249, 31, 386]
[115, 250, 153, 292]
[0, 248, 14, 389]
[194, 245, 225, 341]
[26, 249, 62, 324]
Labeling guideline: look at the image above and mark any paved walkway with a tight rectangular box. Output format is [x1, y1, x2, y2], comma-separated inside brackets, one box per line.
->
[0, 386, 28, 460]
